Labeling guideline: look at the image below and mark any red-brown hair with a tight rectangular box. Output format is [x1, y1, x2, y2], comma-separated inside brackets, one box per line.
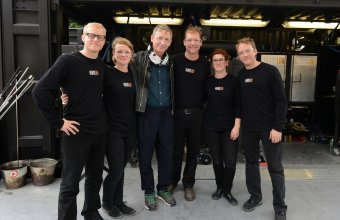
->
[210, 48, 231, 62]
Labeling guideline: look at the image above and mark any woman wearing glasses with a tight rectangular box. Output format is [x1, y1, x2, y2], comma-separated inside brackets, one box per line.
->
[61, 37, 137, 218]
[204, 48, 241, 206]
[101, 37, 137, 218]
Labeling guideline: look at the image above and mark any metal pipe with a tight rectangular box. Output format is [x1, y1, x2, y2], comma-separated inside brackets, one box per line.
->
[0, 66, 21, 99]
[0, 74, 32, 113]
[0, 77, 34, 120]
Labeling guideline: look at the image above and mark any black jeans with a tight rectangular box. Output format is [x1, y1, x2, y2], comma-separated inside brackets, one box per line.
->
[102, 129, 136, 207]
[173, 111, 202, 188]
[58, 131, 106, 220]
[206, 130, 238, 193]
[242, 129, 287, 212]
[137, 107, 174, 194]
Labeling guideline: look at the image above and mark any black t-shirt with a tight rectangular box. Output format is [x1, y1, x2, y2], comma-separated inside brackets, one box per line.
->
[173, 53, 210, 108]
[238, 62, 287, 132]
[204, 74, 241, 132]
[32, 51, 107, 134]
[103, 66, 136, 135]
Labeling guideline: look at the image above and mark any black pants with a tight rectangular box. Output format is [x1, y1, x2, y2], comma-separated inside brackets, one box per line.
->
[173, 111, 202, 188]
[102, 129, 136, 207]
[137, 107, 174, 194]
[206, 130, 238, 193]
[58, 131, 106, 220]
[242, 129, 287, 212]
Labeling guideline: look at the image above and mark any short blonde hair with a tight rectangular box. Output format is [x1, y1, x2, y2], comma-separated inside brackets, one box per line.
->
[236, 37, 257, 50]
[111, 37, 134, 53]
[83, 22, 106, 35]
[184, 26, 204, 40]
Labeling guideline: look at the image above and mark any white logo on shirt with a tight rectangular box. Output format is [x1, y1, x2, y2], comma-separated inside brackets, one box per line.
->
[89, 70, 99, 75]
[245, 78, 253, 83]
[123, 82, 132, 87]
[215, 86, 224, 91]
[185, 68, 195, 74]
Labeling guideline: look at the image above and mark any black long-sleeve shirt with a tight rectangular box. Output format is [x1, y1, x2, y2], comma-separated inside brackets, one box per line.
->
[103, 66, 136, 136]
[204, 74, 241, 132]
[238, 62, 287, 132]
[32, 52, 107, 134]
[173, 53, 210, 108]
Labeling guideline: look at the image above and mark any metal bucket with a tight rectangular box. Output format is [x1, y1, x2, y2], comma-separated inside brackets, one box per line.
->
[29, 158, 58, 186]
[0, 160, 29, 189]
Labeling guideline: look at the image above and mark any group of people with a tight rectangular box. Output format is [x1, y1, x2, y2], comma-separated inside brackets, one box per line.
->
[32, 22, 287, 220]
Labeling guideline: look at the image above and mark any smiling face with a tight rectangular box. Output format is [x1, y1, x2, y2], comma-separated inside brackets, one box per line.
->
[183, 31, 202, 55]
[212, 54, 228, 73]
[113, 43, 133, 66]
[151, 29, 172, 57]
[81, 23, 106, 55]
[236, 42, 258, 68]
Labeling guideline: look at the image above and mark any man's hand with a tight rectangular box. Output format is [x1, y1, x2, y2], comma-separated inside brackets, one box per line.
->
[60, 119, 80, 135]
[269, 129, 282, 143]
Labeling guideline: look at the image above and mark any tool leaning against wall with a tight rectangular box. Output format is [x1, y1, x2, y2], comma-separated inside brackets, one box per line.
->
[0, 66, 35, 120]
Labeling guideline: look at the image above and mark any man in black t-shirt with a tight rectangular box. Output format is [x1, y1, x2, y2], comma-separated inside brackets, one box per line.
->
[171, 26, 210, 201]
[236, 37, 287, 220]
[32, 23, 107, 220]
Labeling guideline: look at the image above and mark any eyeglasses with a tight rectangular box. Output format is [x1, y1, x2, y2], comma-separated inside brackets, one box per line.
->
[212, 59, 225, 63]
[114, 50, 132, 55]
[85, 33, 106, 41]
[237, 48, 254, 56]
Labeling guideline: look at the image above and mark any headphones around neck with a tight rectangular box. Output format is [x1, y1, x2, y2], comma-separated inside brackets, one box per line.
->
[149, 51, 169, 65]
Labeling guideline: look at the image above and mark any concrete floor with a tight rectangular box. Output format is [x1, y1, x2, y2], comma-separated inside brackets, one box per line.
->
[1, 142, 340, 220]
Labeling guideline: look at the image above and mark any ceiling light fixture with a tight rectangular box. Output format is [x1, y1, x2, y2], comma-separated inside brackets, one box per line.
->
[282, 21, 340, 29]
[113, 16, 183, 25]
[199, 18, 269, 27]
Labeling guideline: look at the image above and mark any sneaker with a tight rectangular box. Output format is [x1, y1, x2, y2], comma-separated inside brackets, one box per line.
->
[145, 192, 157, 211]
[157, 190, 176, 206]
[212, 188, 223, 200]
[102, 204, 123, 218]
[117, 203, 136, 216]
[184, 187, 195, 201]
[275, 211, 286, 220]
[168, 183, 178, 194]
[224, 192, 238, 206]
[242, 198, 262, 212]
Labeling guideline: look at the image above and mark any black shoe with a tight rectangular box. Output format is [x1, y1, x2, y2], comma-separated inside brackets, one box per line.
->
[212, 188, 223, 200]
[242, 198, 262, 212]
[84, 211, 104, 220]
[275, 211, 286, 220]
[102, 203, 123, 218]
[117, 203, 136, 216]
[224, 192, 238, 206]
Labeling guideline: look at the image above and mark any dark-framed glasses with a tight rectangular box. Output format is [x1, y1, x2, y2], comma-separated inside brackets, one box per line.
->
[86, 33, 106, 41]
[212, 58, 225, 63]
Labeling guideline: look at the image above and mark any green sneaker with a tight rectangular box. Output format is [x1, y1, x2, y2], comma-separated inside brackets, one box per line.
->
[157, 190, 176, 206]
[144, 192, 157, 211]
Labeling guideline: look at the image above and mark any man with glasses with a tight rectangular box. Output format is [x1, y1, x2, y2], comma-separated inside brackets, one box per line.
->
[236, 37, 287, 220]
[132, 24, 176, 211]
[32, 22, 107, 220]
[170, 26, 210, 201]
